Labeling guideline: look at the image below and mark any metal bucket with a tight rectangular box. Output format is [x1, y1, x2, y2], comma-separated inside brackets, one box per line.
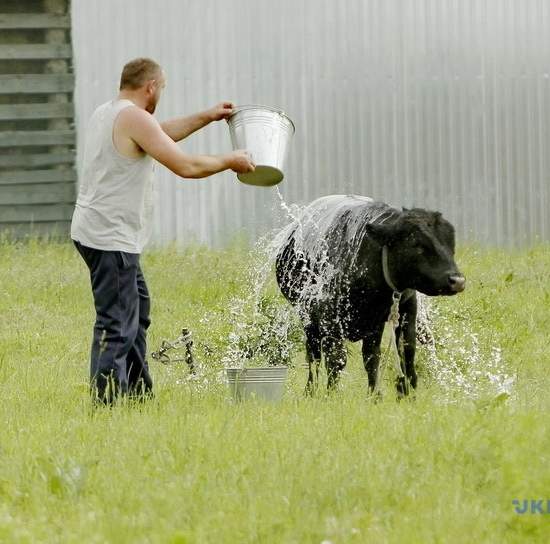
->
[227, 105, 295, 187]
[226, 366, 288, 401]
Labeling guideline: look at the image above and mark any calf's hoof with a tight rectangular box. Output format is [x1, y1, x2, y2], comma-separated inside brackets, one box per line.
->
[367, 389, 383, 403]
[395, 376, 411, 399]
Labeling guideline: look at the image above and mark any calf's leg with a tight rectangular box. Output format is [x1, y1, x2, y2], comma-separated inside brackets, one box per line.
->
[362, 321, 385, 394]
[323, 335, 346, 390]
[395, 294, 418, 396]
[304, 324, 322, 396]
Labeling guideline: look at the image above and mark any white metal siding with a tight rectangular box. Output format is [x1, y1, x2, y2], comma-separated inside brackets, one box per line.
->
[72, 0, 550, 247]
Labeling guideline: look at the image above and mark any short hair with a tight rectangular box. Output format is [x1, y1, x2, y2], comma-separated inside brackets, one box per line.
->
[119, 57, 162, 90]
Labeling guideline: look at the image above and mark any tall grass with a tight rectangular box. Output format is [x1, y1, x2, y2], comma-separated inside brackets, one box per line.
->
[0, 239, 548, 543]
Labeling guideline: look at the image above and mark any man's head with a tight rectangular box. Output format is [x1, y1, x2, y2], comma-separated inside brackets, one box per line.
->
[119, 57, 166, 113]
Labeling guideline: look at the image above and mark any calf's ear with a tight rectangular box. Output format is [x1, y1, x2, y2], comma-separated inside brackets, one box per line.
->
[364, 222, 395, 245]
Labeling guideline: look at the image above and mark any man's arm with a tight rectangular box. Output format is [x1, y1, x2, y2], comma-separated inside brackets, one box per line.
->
[161, 102, 234, 142]
[121, 106, 254, 178]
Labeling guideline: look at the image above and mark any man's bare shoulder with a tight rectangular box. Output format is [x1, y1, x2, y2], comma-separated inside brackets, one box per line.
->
[117, 105, 158, 131]
[115, 106, 167, 155]
[112, 106, 160, 157]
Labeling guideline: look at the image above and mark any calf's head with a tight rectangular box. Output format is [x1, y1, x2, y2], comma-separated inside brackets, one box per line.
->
[365, 208, 465, 296]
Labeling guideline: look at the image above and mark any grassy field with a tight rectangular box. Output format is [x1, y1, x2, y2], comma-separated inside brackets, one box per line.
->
[0, 239, 549, 543]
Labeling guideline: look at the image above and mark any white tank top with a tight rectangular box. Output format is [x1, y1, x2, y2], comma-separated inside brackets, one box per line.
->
[71, 99, 155, 253]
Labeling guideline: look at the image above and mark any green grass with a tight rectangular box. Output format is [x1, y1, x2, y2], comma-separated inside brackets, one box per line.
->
[0, 240, 549, 543]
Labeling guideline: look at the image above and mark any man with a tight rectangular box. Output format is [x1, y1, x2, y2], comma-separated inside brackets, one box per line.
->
[71, 57, 255, 403]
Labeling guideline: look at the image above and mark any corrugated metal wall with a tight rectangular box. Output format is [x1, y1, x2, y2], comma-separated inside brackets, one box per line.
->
[72, 0, 550, 247]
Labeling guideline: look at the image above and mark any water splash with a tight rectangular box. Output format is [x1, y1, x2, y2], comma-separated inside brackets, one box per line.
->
[162, 190, 514, 404]
[220, 196, 305, 369]
[273, 193, 515, 402]
[416, 294, 515, 402]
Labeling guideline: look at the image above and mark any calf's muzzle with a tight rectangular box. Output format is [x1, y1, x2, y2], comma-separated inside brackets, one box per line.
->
[448, 274, 466, 293]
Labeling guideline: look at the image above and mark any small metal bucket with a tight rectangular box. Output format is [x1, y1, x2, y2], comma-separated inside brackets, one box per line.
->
[226, 366, 288, 401]
[227, 105, 295, 187]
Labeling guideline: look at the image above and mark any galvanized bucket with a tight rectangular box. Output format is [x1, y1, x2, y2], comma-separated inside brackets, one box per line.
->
[227, 105, 295, 187]
[226, 366, 288, 401]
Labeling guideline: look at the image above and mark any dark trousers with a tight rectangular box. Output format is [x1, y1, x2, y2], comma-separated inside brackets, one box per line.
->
[74, 241, 153, 403]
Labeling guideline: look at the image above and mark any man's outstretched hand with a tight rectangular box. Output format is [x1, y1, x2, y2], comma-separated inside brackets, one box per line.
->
[208, 101, 235, 122]
[227, 150, 255, 174]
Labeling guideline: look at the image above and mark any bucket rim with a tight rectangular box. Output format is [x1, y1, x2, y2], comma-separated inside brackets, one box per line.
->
[225, 365, 289, 371]
[228, 104, 295, 132]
